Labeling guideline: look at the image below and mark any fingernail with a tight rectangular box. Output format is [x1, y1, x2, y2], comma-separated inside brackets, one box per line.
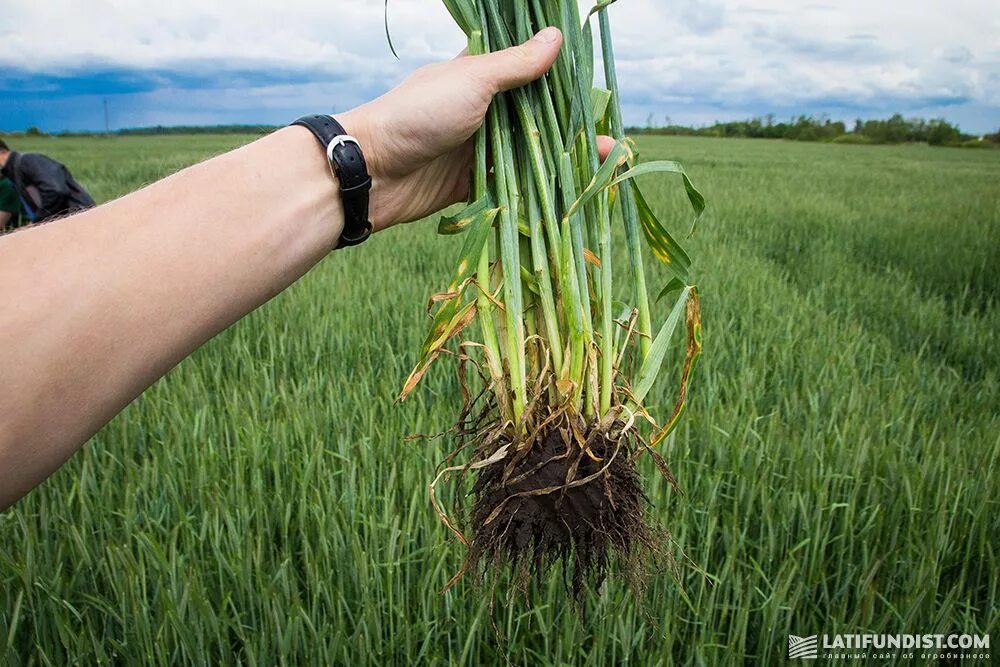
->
[533, 27, 560, 43]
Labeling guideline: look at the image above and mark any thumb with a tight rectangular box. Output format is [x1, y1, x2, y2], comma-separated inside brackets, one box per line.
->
[472, 27, 563, 94]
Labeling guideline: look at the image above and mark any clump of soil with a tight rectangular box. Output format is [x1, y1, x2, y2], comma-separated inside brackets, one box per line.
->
[465, 421, 659, 597]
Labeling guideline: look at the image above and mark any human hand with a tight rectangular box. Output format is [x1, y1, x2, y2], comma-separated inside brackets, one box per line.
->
[338, 27, 615, 232]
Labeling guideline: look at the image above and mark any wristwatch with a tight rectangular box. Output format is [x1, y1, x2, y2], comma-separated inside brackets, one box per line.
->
[291, 114, 373, 249]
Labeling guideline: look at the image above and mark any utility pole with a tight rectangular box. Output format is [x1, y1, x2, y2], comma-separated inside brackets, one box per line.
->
[104, 99, 110, 134]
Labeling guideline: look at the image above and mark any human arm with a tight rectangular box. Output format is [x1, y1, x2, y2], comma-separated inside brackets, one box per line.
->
[0, 28, 610, 510]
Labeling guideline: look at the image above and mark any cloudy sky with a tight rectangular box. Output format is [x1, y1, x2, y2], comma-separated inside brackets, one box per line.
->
[1, 0, 998, 133]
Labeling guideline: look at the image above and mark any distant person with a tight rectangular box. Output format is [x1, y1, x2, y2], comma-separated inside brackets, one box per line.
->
[0, 176, 23, 231]
[0, 138, 95, 224]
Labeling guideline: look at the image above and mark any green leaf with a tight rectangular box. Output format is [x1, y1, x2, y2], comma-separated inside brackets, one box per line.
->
[437, 195, 495, 235]
[401, 298, 478, 399]
[440, 0, 479, 36]
[409, 193, 496, 378]
[613, 300, 633, 322]
[632, 182, 691, 283]
[655, 277, 686, 303]
[612, 300, 634, 354]
[681, 173, 706, 235]
[520, 266, 541, 297]
[610, 160, 706, 235]
[418, 299, 458, 358]
[609, 160, 684, 185]
[578, 8, 595, 90]
[586, 0, 619, 20]
[564, 138, 633, 220]
[565, 86, 583, 150]
[446, 204, 499, 291]
[631, 287, 691, 405]
[650, 289, 702, 446]
[517, 216, 531, 238]
[401, 186, 499, 399]
[590, 88, 612, 127]
[384, 1, 399, 59]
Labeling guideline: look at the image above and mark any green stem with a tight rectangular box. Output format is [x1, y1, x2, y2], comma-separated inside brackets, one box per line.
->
[566, 0, 614, 416]
[559, 215, 586, 409]
[600, 9, 651, 360]
[489, 96, 527, 425]
[468, 29, 510, 423]
[483, 2, 563, 275]
[558, 152, 594, 411]
[523, 159, 564, 380]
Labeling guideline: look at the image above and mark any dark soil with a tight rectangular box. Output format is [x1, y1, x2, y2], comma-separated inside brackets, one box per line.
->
[467, 423, 657, 597]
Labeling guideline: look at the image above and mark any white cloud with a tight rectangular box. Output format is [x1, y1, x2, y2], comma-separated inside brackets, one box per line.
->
[2, 0, 998, 131]
[1, 1, 460, 73]
[618, 0, 1000, 108]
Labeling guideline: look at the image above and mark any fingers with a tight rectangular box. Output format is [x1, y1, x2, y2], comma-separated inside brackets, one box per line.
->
[468, 27, 563, 94]
[597, 135, 616, 162]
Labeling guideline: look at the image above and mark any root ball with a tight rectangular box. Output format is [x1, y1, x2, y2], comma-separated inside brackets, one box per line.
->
[466, 421, 658, 597]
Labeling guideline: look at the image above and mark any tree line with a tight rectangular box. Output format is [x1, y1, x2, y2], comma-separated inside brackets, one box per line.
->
[9, 124, 278, 138]
[628, 113, 1000, 148]
[8, 115, 999, 148]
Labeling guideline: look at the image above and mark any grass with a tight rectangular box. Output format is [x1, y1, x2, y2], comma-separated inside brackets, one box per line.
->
[1, 133, 998, 665]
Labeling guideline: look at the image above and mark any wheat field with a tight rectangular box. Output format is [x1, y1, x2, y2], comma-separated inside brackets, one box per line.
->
[1, 133, 997, 665]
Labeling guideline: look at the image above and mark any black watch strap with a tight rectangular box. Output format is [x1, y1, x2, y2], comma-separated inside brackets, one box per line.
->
[291, 114, 373, 249]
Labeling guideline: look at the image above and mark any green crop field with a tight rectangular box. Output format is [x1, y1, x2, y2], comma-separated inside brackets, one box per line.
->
[1, 134, 998, 665]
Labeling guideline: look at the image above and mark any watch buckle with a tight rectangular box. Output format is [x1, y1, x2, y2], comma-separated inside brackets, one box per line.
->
[326, 134, 360, 162]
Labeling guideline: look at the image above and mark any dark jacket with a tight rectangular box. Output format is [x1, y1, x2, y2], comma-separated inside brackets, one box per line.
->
[1, 151, 95, 223]
[0, 177, 22, 230]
